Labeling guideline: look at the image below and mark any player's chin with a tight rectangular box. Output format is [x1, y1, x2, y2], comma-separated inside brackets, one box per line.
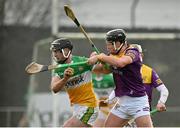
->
[56, 58, 62, 62]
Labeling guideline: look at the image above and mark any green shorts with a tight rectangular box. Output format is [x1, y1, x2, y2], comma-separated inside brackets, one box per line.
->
[73, 104, 99, 126]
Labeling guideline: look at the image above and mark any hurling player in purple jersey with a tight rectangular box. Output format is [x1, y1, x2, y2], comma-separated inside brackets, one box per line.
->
[96, 54, 169, 127]
[132, 44, 169, 112]
[88, 29, 153, 127]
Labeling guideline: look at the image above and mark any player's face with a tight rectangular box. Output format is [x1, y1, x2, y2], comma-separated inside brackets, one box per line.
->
[106, 41, 122, 54]
[52, 48, 71, 62]
[106, 42, 114, 53]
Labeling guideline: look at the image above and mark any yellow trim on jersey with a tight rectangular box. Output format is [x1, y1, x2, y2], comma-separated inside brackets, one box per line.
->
[66, 82, 97, 107]
[141, 64, 152, 84]
[110, 45, 134, 58]
[110, 51, 124, 58]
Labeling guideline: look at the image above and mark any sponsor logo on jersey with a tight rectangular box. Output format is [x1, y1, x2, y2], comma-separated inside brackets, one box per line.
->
[66, 75, 84, 88]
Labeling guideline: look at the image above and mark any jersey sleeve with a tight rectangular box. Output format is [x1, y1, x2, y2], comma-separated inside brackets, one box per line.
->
[151, 69, 163, 88]
[125, 48, 140, 62]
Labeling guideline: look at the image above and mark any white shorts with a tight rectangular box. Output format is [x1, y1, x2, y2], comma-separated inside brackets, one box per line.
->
[73, 104, 99, 126]
[111, 95, 150, 120]
[97, 110, 107, 120]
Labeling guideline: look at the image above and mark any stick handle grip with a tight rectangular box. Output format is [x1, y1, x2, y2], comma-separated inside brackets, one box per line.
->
[150, 108, 158, 115]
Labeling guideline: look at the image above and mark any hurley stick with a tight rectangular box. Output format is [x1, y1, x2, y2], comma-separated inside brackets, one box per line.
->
[64, 5, 100, 54]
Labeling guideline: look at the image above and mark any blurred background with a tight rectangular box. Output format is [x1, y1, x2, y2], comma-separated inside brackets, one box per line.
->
[0, 0, 180, 127]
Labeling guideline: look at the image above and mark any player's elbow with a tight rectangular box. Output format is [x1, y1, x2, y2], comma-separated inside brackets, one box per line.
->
[52, 89, 59, 93]
[162, 84, 169, 97]
[165, 87, 169, 97]
[51, 85, 60, 93]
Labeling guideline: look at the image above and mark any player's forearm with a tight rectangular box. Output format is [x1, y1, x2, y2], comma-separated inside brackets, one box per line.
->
[156, 84, 169, 104]
[51, 77, 68, 93]
[92, 63, 111, 74]
[97, 55, 119, 67]
[97, 54, 132, 68]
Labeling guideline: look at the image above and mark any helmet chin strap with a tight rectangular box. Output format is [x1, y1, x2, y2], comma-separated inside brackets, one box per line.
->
[55, 49, 72, 64]
[113, 41, 125, 54]
[61, 49, 71, 58]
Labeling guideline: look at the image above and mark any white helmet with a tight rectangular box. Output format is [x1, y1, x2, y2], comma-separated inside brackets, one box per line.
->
[131, 44, 143, 62]
[131, 44, 142, 53]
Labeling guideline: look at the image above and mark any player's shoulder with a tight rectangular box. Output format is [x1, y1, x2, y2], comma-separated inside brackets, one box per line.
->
[126, 45, 139, 52]
[124, 45, 141, 61]
[124, 45, 139, 56]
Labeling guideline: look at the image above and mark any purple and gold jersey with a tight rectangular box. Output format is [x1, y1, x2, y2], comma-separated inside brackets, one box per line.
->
[110, 46, 146, 97]
[141, 64, 163, 105]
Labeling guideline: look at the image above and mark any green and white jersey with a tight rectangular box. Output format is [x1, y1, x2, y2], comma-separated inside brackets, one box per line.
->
[92, 73, 115, 98]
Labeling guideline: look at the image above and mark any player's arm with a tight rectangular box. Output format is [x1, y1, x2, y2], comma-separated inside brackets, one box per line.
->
[156, 84, 169, 111]
[92, 63, 111, 74]
[99, 90, 117, 107]
[51, 67, 74, 93]
[99, 53, 132, 68]
[152, 69, 169, 111]
[156, 84, 169, 104]
[88, 53, 133, 68]
[89, 52, 111, 74]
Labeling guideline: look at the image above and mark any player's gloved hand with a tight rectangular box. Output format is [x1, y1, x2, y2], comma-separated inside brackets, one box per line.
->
[99, 100, 108, 107]
[99, 97, 117, 108]
[87, 55, 99, 65]
[64, 67, 74, 79]
[156, 102, 166, 112]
